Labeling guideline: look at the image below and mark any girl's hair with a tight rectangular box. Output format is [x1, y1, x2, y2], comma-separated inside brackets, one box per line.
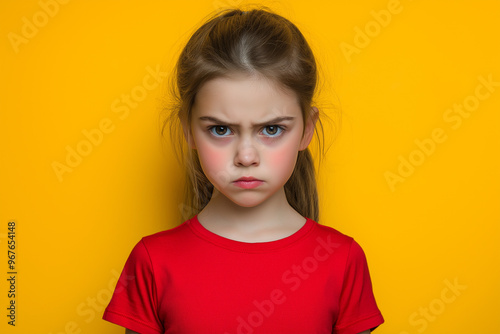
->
[161, 6, 335, 223]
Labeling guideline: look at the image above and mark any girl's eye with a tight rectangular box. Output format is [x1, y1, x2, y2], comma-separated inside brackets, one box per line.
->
[209, 126, 231, 137]
[208, 125, 284, 138]
[262, 125, 283, 137]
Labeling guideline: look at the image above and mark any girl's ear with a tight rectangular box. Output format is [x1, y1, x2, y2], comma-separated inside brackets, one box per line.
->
[299, 107, 319, 151]
[181, 118, 196, 149]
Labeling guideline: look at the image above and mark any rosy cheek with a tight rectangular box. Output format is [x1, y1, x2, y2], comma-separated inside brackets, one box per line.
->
[197, 142, 230, 180]
[268, 142, 298, 175]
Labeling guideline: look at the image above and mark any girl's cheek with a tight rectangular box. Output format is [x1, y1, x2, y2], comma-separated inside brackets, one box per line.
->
[199, 143, 223, 163]
[268, 142, 299, 173]
[197, 142, 229, 176]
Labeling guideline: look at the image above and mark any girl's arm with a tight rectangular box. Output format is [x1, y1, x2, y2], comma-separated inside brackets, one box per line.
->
[125, 329, 140, 334]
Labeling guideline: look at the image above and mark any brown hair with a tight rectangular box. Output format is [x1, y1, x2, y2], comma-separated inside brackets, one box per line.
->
[160, 6, 338, 223]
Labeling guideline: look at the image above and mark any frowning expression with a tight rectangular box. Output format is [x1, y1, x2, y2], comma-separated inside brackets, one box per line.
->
[185, 73, 315, 208]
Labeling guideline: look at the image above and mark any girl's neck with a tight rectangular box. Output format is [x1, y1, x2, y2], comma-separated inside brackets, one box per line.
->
[196, 187, 306, 242]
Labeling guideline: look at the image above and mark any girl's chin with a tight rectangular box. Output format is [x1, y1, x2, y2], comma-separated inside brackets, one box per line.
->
[210, 191, 267, 209]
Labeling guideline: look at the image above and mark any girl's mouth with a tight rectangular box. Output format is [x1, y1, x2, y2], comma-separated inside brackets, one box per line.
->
[233, 179, 263, 189]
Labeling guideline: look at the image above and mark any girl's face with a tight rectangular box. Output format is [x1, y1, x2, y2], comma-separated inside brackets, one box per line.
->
[185, 74, 317, 208]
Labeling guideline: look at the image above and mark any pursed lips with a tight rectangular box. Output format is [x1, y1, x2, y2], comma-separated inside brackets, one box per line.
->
[234, 176, 262, 182]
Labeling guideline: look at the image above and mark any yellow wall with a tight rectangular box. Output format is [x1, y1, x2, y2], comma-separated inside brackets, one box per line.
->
[1, 0, 499, 333]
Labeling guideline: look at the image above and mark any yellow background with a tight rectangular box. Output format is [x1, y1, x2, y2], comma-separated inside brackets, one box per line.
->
[1, 0, 499, 333]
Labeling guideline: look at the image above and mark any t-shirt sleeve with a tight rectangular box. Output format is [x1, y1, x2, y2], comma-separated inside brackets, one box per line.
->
[334, 239, 384, 334]
[102, 239, 163, 334]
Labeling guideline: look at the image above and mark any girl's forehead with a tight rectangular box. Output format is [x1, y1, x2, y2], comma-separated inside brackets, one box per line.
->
[198, 75, 291, 95]
[193, 75, 300, 117]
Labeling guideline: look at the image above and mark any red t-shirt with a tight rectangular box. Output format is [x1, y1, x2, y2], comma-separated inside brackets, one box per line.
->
[102, 215, 384, 334]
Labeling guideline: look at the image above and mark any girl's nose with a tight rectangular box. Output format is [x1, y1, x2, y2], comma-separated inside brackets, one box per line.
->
[234, 141, 260, 167]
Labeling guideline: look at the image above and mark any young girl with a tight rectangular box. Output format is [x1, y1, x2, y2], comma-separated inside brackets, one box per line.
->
[103, 7, 384, 334]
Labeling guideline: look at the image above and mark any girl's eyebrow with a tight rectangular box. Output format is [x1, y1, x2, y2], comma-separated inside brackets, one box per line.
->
[198, 116, 295, 127]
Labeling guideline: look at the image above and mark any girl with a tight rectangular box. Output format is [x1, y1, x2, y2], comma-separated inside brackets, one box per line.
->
[103, 7, 384, 334]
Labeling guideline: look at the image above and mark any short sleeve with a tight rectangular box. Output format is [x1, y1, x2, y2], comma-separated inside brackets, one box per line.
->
[102, 239, 163, 334]
[334, 240, 384, 334]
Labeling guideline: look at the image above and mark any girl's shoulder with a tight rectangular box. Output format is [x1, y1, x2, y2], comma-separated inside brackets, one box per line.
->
[313, 222, 369, 259]
[314, 221, 356, 243]
[140, 218, 193, 246]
